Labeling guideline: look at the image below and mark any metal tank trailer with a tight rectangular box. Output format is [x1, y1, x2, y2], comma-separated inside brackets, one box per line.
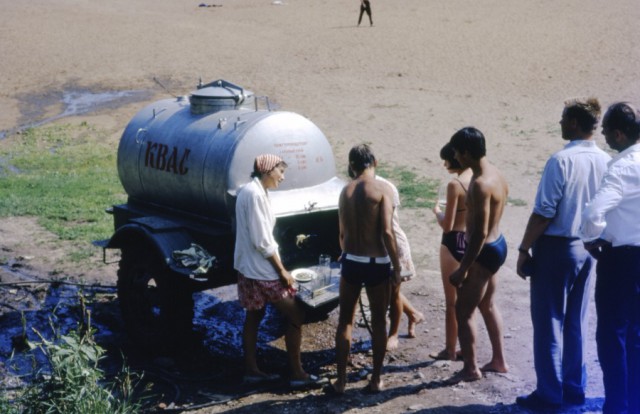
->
[99, 79, 345, 347]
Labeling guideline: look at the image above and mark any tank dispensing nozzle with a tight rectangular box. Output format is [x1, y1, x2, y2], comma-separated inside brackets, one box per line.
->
[295, 234, 318, 249]
[296, 234, 309, 248]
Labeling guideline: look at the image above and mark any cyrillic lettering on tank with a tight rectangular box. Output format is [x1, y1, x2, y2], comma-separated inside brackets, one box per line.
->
[166, 147, 178, 173]
[144, 141, 190, 175]
[145, 141, 157, 168]
[179, 149, 190, 175]
[156, 144, 168, 171]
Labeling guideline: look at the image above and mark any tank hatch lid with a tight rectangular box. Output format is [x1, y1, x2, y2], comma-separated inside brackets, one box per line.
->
[189, 79, 253, 115]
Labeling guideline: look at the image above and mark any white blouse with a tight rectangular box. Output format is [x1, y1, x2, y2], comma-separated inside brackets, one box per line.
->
[233, 177, 281, 280]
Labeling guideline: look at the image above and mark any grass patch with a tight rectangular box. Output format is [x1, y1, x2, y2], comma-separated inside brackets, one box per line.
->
[0, 125, 439, 258]
[0, 123, 126, 260]
[376, 164, 439, 208]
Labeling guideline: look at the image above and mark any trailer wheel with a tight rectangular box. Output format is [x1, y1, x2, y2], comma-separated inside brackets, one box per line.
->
[117, 245, 194, 350]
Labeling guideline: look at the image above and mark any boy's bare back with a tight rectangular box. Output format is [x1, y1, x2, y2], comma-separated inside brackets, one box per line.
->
[466, 162, 508, 243]
[339, 175, 394, 257]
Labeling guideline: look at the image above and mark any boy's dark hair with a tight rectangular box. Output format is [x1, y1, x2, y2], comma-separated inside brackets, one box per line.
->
[439, 142, 462, 169]
[449, 127, 486, 160]
[604, 102, 640, 141]
[349, 144, 376, 173]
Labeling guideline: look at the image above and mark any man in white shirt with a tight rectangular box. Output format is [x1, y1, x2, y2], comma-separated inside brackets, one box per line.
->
[580, 102, 640, 414]
[234, 154, 327, 389]
[515, 98, 610, 410]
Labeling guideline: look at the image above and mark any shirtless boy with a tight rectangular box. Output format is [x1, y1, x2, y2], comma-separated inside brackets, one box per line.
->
[332, 144, 402, 394]
[447, 127, 510, 383]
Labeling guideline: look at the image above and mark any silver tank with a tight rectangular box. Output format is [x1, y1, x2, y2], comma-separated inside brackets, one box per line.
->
[118, 79, 343, 222]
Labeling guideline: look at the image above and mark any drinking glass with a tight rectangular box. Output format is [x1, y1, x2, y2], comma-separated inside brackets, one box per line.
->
[437, 182, 448, 209]
[318, 254, 331, 286]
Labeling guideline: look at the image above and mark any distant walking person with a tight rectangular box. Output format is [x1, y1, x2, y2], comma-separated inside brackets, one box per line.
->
[447, 127, 509, 384]
[580, 102, 640, 414]
[430, 142, 472, 361]
[358, 0, 372, 26]
[332, 144, 401, 394]
[515, 98, 609, 411]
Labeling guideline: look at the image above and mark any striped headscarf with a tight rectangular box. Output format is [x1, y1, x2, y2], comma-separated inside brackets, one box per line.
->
[254, 154, 284, 174]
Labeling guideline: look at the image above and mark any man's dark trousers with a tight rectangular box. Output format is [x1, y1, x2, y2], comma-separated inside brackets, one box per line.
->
[595, 244, 640, 414]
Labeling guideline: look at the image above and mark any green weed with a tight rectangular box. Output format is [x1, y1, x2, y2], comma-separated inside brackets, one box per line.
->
[0, 395, 19, 414]
[2, 294, 146, 414]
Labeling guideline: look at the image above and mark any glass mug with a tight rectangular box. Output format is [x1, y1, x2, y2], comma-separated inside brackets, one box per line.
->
[437, 182, 448, 210]
[318, 254, 331, 286]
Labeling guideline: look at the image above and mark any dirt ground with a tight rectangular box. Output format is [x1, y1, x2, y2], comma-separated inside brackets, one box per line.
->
[2, 0, 639, 412]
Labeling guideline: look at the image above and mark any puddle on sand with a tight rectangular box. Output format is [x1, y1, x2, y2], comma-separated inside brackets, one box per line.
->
[57, 89, 152, 119]
[0, 88, 154, 139]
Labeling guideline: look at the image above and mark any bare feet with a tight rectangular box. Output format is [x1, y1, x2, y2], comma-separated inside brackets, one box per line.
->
[328, 380, 345, 395]
[407, 311, 424, 338]
[428, 349, 462, 361]
[480, 361, 509, 373]
[387, 334, 399, 351]
[367, 378, 384, 393]
[444, 369, 482, 385]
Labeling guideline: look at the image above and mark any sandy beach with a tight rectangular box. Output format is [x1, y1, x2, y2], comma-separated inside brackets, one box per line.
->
[1, 0, 639, 412]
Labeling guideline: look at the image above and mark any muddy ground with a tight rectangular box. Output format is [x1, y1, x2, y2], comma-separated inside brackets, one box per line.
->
[0, 212, 604, 414]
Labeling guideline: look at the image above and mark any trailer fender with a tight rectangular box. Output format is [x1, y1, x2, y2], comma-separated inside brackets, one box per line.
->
[105, 223, 194, 272]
